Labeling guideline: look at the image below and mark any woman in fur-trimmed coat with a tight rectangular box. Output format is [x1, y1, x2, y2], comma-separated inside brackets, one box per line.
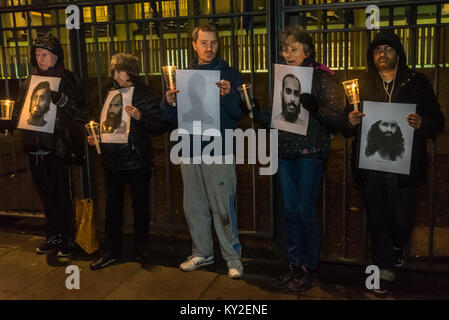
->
[88, 53, 173, 270]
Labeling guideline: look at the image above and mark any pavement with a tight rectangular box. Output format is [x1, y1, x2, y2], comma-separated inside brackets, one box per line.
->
[0, 230, 448, 301]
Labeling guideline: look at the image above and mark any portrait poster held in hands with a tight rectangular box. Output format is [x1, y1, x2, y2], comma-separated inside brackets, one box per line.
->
[100, 86, 134, 143]
[358, 101, 416, 175]
[17, 75, 61, 134]
[176, 69, 221, 136]
[271, 63, 313, 136]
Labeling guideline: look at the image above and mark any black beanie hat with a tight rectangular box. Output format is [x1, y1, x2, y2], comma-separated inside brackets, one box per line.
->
[31, 34, 64, 68]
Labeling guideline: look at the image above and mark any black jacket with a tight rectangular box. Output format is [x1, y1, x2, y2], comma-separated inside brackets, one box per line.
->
[11, 70, 90, 160]
[101, 81, 172, 171]
[342, 30, 445, 186]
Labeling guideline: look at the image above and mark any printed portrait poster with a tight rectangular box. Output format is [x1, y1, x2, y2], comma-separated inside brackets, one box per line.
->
[17, 75, 61, 134]
[100, 86, 133, 144]
[358, 101, 416, 175]
[271, 64, 313, 136]
[176, 69, 221, 136]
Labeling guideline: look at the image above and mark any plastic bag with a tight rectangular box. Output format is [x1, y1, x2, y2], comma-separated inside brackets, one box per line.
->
[75, 198, 99, 254]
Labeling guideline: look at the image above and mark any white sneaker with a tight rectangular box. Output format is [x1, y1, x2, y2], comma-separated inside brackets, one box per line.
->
[227, 259, 243, 279]
[179, 255, 214, 272]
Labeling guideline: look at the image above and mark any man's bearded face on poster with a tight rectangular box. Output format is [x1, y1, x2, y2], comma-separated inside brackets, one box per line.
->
[281, 74, 301, 123]
[103, 93, 123, 132]
[365, 120, 405, 161]
[28, 81, 51, 126]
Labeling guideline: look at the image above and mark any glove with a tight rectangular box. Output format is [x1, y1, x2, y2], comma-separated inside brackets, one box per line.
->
[51, 91, 68, 107]
[300, 93, 319, 114]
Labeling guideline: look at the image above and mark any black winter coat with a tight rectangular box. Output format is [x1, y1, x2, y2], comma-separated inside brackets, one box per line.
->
[12, 70, 90, 159]
[101, 81, 173, 171]
[342, 30, 445, 186]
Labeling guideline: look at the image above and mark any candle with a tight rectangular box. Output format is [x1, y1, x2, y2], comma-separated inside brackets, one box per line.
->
[168, 66, 174, 90]
[351, 83, 358, 112]
[242, 84, 253, 119]
[5, 99, 10, 119]
[89, 121, 101, 155]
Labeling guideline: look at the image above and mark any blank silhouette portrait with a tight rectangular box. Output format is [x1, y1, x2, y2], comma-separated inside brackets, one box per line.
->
[27, 81, 51, 127]
[365, 120, 405, 161]
[182, 72, 214, 124]
[275, 74, 303, 125]
[101, 93, 127, 134]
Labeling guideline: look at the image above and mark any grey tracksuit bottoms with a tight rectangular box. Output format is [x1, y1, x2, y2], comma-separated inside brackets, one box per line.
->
[180, 162, 241, 262]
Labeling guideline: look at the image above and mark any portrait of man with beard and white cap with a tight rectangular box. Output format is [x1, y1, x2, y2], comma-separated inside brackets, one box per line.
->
[100, 87, 133, 143]
[101, 92, 127, 134]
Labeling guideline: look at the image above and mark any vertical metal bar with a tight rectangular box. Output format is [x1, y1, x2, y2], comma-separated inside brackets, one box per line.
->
[141, 2, 149, 86]
[230, 0, 235, 68]
[0, 11, 11, 96]
[108, 4, 115, 60]
[175, 0, 182, 69]
[428, 3, 441, 263]
[92, 5, 103, 109]
[10, 0, 22, 83]
[125, 3, 131, 53]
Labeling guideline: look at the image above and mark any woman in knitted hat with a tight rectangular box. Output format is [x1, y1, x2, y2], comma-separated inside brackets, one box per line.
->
[88, 53, 173, 270]
[7, 34, 90, 257]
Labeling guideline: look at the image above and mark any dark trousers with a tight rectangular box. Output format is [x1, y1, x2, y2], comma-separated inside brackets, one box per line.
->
[362, 171, 417, 273]
[28, 153, 75, 239]
[104, 167, 152, 257]
[278, 157, 325, 269]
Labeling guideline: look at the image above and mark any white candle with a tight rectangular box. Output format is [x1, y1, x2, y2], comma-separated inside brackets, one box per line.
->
[5, 100, 10, 119]
[168, 66, 174, 90]
[351, 83, 358, 112]
[242, 84, 253, 119]
[90, 121, 101, 155]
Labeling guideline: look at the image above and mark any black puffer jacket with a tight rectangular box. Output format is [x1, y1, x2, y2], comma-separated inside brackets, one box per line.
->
[101, 81, 173, 171]
[12, 70, 89, 155]
[342, 30, 445, 186]
[255, 59, 346, 159]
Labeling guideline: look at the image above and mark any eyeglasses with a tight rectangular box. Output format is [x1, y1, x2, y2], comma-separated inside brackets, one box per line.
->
[374, 46, 395, 55]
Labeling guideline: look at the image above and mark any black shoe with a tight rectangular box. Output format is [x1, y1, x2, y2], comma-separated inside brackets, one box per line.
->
[367, 279, 392, 298]
[56, 236, 75, 257]
[90, 253, 119, 270]
[287, 266, 318, 293]
[393, 247, 406, 268]
[36, 235, 62, 254]
[134, 244, 151, 267]
[272, 263, 301, 289]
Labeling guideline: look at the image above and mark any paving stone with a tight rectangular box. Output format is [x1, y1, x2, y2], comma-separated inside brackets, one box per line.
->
[0, 249, 59, 293]
[105, 265, 218, 300]
[13, 259, 142, 300]
[200, 274, 298, 300]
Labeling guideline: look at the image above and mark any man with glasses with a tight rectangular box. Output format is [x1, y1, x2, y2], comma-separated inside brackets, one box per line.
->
[343, 30, 444, 297]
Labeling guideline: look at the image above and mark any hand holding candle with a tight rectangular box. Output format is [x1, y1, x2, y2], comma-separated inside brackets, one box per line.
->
[238, 84, 254, 119]
[342, 79, 360, 112]
[85, 121, 101, 155]
[162, 66, 177, 107]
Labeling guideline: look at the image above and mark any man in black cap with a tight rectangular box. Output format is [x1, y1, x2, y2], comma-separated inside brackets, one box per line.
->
[7, 34, 90, 257]
[343, 30, 445, 297]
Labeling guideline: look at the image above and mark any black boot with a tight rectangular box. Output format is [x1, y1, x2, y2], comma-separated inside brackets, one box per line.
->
[90, 251, 120, 270]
